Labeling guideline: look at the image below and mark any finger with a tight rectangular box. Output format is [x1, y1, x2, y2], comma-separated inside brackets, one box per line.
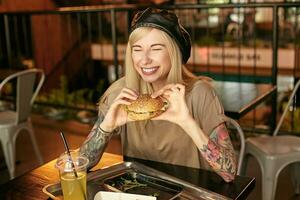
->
[170, 86, 180, 93]
[152, 88, 174, 98]
[164, 84, 183, 94]
[176, 84, 185, 96]
[151, 84, 175, 98]
[115, 94, 137, 104]
[168, 84, 185, 97]
[116, 90, 138, 102]
[151, 90, 165, 98]
[117, 99, 132, 106]
[111, 98, 132, 109]
[162, 90, 173, 97]
[116, 88, 138, 101]
[175, 83, 185, 90]
[159, 94, 170, 101]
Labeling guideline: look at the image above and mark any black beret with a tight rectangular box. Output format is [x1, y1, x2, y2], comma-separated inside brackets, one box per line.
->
[130, 8, 191, 64]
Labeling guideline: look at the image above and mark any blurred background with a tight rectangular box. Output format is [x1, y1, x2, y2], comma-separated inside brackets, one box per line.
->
[1, 0, 299, 134]
[0, 0, 300, 199]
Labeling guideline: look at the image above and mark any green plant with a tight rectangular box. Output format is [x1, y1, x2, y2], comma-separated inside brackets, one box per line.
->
[37, 75, 68, 106]
[37, 75, 105, 109]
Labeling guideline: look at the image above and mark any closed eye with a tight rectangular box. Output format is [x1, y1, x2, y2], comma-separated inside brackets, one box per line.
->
[132, 48, 142, 52]
[132, 45, 142, 52]
[151, 44, 165, 50]
[152, 48, 162, 51]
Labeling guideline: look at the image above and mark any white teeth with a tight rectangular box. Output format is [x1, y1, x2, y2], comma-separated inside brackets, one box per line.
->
[142, 67, 157, 73]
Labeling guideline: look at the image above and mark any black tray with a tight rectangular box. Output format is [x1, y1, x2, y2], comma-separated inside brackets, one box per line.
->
[43, 161, 230, 200]
[103, 171, 182, 199]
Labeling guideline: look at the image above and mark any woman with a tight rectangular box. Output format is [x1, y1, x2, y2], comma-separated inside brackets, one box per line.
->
[80, 8, 237, 182]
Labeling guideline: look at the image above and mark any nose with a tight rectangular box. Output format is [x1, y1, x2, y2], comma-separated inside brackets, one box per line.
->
[140, 52, 152, 65]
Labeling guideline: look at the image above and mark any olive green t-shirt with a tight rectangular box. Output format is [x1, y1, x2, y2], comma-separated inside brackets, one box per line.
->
[100, 78, 225, 169]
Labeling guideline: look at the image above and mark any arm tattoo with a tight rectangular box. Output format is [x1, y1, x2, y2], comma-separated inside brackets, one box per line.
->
[79, 117, 113, 170]
[200, 123, 237, 182]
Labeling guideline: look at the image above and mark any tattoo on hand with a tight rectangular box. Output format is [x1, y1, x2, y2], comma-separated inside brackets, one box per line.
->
[200, 123, 237, 182]
[79, 118, 112, 169]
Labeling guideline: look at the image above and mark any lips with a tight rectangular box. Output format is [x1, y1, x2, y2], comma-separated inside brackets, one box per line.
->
[141, 67, 159, 75]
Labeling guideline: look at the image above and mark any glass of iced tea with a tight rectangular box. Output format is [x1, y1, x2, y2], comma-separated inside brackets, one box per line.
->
[55, 150, 89, 200]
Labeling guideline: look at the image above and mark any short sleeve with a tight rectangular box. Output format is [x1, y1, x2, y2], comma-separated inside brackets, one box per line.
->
[190, 81, 225, 136]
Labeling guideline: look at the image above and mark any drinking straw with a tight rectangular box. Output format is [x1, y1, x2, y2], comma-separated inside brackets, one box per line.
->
[59, 131, 78, 178]
[60, 132, 87, 200]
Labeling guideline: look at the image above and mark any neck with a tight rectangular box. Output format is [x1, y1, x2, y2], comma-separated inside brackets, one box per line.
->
[152, 80, 166, 92]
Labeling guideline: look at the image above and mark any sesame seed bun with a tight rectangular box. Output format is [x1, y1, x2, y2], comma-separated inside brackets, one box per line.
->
[124, 94, 167, 121]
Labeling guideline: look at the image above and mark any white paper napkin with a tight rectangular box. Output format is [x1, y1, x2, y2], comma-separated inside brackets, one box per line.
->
[94, 191, 157, 200]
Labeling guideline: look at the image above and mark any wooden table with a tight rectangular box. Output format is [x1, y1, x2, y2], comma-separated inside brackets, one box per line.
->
[214, 81, 277, 120]
[0, 153, 255, 200]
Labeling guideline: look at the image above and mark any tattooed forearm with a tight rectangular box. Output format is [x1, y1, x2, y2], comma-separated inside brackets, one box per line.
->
[79, 118, 113, 170]
[200, 123, 237, 182]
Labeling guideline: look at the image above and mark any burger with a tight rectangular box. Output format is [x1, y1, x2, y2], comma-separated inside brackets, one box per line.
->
[124, 94, 168, 121]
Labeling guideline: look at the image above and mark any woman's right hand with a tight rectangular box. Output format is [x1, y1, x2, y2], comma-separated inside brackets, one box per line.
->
[100, 88, 138, 132]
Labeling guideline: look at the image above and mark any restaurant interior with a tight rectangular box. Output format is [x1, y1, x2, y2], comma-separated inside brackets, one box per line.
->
[0, 0, 300, 200]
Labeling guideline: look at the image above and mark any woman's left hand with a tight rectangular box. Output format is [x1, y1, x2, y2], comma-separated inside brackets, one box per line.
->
[151, 83, 192, 126]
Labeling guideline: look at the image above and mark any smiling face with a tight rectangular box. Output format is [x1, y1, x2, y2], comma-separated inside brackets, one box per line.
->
[131, 28, 172, 90]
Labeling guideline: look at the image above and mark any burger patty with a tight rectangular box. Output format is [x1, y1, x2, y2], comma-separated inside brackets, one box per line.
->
[128, 110, 158, 115]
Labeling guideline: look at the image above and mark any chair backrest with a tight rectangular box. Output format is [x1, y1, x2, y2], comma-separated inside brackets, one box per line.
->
[0, 69, 45, 124]
[274, 79, 300, 136]
[223, 116, 245, 175]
